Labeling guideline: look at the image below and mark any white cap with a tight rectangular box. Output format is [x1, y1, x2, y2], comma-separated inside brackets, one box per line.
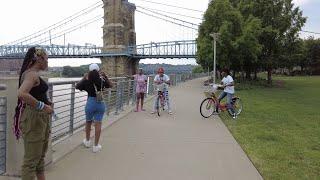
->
[89, 63, 100, 71]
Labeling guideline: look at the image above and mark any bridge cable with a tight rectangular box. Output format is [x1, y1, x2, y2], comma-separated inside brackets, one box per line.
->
[301, 30, 320, 35]
[137, 6, 200, 26]
[133, 0, 203, 13]
[136, 10, 198, 30]
[136, 6, 203, 20]
[5, 1, 102, 45]
[30, 15, 103, 45]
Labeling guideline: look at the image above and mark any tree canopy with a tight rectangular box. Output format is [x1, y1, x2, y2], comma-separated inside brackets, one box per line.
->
[197, 0, 307, 82]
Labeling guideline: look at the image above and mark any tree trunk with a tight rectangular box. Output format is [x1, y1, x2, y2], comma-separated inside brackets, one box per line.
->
[267, 68, 272, 85]
[254, 70, 257, 80]
[245, 69, 251, 80]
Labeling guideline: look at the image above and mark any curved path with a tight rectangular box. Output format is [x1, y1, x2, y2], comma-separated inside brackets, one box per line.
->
[44, 78, 263, 180]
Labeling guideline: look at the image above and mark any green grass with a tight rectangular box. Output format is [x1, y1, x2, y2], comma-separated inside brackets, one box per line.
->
[219, 76, 320, 180]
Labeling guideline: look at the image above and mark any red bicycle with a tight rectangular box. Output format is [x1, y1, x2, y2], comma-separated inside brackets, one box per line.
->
[200, 84, 243, 118]
[155, 83, 167, 116]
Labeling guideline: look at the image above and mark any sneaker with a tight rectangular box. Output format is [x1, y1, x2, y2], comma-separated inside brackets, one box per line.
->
[150, 111, 156, 114]
[93, 144, 102, 153]
[168, 111, 173, 115]
[212, 112, 219, 115]
[83, 139, 91, 148]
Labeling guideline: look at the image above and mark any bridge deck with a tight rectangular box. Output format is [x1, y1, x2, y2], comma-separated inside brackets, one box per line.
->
[0, 78, 262, 180]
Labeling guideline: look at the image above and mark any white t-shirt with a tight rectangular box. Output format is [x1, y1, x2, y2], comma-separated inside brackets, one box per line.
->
[221, 75, 234, 94]
[154, 74, 170, 82]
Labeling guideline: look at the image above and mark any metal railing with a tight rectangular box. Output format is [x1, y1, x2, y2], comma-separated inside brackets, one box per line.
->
[49, 73, 207, 144]
[0, 44, 102, 59]
[0, 84, 7, 175]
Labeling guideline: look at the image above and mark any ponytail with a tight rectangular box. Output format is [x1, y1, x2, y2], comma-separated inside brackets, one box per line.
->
[13, 47, 37, 139]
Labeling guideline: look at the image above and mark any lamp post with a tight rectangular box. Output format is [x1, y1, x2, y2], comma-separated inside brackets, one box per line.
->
[210, 33, 219, 84]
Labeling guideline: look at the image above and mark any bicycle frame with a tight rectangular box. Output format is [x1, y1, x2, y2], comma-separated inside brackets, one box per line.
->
[155, 83, 167, 116]
[209, 92, 236, 112]
[209, 96, 227, 112]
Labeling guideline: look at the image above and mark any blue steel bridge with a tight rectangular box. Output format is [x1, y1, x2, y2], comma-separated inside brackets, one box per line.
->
[0, 40, 197, 59]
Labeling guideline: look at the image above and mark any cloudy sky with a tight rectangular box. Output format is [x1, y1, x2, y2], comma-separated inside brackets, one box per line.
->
[0, 0, 319, 67]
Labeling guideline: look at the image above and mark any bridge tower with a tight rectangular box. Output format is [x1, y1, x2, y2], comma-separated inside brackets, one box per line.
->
[101, 0, 138, 77]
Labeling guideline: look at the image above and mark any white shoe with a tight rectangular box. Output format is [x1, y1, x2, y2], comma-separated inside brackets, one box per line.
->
[150, 111, 156, 114]
[168, 111, 173, 115]
[93, 144, 102, 153]
[83, 139, 91, 148]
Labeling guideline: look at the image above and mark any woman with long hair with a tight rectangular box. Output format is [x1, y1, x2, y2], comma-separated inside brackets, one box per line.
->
[76, 63, 112, 153]
[14, 47, 53, 180]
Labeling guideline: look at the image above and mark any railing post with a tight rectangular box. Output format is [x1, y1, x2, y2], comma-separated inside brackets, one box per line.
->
[126, 80, 131, 106]
[115, 81, 121, 115]
[48, 83, 54, 131]
[132, 80, 136, 106]
[69, 83, 75, 134]
[120, 81, 125, 111]
[0, 94, 7, 175]
[107, 88, 112, 116]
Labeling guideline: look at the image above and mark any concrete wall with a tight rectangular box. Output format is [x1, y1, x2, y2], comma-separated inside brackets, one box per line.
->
[0, 77, 52, 176]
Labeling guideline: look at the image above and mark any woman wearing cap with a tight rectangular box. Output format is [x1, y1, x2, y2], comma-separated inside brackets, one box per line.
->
[76, 63, 112, 153]
[133, 68, 148, 112]
[14, 47, 53, 180]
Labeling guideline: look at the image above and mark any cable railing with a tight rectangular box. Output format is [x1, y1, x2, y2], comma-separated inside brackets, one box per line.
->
[49, 73, 207, 144]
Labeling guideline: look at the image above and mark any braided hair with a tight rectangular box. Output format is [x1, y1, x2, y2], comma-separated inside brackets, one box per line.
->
[13, 47, 47, 139]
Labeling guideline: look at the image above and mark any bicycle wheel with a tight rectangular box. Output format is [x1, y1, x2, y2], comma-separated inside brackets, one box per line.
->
[160, 95, 165, 111]
[200, 98, 216, 118]
[228, 97, 243, 116]
[157, 96, 161, 116]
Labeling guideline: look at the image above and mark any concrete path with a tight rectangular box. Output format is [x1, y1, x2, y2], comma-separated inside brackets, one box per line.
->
[14, 78, 262, 180]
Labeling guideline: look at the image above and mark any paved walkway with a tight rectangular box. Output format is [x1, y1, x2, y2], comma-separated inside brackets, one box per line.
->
[2, 78, 263, 180]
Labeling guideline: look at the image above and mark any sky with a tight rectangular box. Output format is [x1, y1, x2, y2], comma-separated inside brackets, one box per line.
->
[0, 0, 319, 67]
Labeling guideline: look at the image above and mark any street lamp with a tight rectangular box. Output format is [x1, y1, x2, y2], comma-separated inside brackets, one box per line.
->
[210, 33, 219, 84]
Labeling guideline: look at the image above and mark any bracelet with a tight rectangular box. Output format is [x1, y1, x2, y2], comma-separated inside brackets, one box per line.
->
[36, 101, 45, 110]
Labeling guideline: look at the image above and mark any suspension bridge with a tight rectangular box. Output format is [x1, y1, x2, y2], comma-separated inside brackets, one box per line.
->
[0, 40, 197, 59]
[0, 0, 199, 62]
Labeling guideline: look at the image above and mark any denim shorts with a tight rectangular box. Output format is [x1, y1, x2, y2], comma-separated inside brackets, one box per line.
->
[85, 97, 106, 122]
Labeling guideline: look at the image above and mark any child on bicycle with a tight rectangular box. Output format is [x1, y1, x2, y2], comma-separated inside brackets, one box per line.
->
[216, 68, 235, 115]
[151, 67, 173, 115]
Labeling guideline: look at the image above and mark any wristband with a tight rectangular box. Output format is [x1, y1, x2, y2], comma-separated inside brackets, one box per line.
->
[36, 101, 45, 110]
[40, 102, 45, 110]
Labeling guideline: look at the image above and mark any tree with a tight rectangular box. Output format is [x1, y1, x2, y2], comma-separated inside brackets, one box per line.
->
[197, 0, 243, 72]
[192, 65, 204, 73]
[236, 16, 262, 79]
[197, 0, 306, 82]
[250, 0, 306, 83]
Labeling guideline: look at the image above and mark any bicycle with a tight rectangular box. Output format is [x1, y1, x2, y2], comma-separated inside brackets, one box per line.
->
[154, 83, 167, 116]
[200, 84, 243, 119]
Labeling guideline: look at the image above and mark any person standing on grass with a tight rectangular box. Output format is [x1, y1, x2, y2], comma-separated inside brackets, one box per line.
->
[76, 63, 112, 153]
[14, 47, 53, 180]
[133, 68, 148, 112]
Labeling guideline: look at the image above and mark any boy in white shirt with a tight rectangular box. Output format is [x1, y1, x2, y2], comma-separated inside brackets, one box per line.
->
[151, 67, 173, 115]
[217, 68, 235, 115]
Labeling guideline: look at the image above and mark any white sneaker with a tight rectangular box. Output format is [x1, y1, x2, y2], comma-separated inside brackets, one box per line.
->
[83, 139, 91, 148]
[168, 111, 173, 115]
[93, 144, 102, 153]
[150, 111, 156, 114]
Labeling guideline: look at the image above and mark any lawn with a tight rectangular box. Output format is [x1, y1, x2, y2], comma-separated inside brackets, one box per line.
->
[219, 76, 320, 180]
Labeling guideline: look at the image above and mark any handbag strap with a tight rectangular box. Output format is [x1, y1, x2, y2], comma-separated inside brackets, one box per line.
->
[93, 78, 103, 92]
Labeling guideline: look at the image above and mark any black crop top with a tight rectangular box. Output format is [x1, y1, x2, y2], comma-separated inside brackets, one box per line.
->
[76, 77, 110, 97]
[30, 77, 49, 105]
